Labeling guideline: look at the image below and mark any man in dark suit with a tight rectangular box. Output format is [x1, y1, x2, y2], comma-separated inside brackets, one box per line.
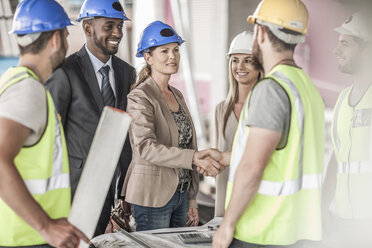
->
[47, 0, 135, 236]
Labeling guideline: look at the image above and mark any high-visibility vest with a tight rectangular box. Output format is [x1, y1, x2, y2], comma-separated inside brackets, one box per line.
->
[331, 84, 372, 219]
[226, 65, 324, 245]
[0, 67, 70, 246]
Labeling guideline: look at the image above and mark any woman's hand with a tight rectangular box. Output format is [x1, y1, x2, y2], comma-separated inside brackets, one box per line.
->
[186, 207, 199, 227]
[193, 150, 223, 177]
[193, 149, 231, 177]
[198, 149, 231, 167]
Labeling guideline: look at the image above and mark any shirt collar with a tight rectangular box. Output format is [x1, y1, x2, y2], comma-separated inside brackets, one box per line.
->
[85, 44, 112, 73]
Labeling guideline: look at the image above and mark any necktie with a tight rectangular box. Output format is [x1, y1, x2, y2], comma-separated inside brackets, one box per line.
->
[98, 65, 115, 107]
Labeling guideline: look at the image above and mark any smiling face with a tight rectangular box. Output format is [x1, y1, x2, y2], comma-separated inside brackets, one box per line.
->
[85, 17, 123, 62]
[145, 43, 180, 76]
[231, 54, 260, 85]
[334, 34, 362, 75]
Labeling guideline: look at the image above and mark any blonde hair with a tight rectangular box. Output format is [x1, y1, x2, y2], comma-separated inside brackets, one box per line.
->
[221, 55, 263, 138]
[131, 64, 151, 90]
[130, 47, 156, 91]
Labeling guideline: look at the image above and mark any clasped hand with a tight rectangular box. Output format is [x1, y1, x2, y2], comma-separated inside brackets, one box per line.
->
[192, 149, 229, 177]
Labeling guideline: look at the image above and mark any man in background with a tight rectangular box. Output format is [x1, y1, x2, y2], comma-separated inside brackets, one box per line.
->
[322, 11, 372, 248]
[47, 0, 135, 236]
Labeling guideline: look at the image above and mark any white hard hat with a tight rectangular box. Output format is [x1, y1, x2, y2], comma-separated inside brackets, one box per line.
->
[335, 11, 371, 42]
[228, 31, 254, 55]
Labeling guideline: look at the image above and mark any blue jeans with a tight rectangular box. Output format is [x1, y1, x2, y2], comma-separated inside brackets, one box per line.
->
[131, 190, 189, 231]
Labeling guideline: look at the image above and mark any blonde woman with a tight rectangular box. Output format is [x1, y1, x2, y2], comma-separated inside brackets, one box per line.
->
[214, 31, 263, 217]
[121, 21, 221, 231]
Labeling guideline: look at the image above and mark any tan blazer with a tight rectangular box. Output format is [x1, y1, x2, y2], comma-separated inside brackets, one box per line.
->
[214, 100, 238, 217]
[121, 77, 199, 209]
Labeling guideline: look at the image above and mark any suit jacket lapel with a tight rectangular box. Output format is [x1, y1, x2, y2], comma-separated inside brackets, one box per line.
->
[112, 56, 123, 108]
[146, 78, 179, 147]
[77, 46, 104, 111]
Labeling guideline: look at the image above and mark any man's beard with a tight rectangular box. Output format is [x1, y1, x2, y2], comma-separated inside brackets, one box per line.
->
[93, 32, 119, 56]
[252, 37, 264, 68]
[50, 40, 67, 72]
[338, 57, 360, 75]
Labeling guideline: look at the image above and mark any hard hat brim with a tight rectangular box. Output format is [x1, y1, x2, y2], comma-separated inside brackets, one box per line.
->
[334, 26, 354, 37]
[228, 49, 253, 56]
[9, 20, 74, 35]
[76, 15, 130, 22]
[136, 39, 185, 58]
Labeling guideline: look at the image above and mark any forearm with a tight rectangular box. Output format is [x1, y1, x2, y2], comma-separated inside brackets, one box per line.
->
[223, 162, 263, 227]
[221, 151, 231, 167]
[0, 160, 51, 233]
[139, 141, 195, 169]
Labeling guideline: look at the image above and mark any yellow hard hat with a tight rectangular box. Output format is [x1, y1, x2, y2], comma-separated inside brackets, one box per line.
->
[247, 0, 309, 35]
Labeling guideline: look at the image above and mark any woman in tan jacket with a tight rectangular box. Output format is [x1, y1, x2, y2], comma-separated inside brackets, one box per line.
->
[214, 31, 263, 217]
[121, 21, 221, 231]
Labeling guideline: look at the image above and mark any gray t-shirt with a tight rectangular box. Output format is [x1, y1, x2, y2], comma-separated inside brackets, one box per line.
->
[245, 78, 290, 149]
[0, 78, 47, 146]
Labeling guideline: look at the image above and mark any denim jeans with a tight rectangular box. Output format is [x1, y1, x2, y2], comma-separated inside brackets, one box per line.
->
[131, 190, 189, 231]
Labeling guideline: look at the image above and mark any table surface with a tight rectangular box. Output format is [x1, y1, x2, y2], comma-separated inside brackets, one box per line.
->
[91, 217, 222, 248]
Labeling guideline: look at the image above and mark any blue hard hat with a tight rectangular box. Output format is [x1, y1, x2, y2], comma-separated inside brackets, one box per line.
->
[77, 0, 129, 22]
[9, 0, 72, 35]
[136, 21, 185, 58]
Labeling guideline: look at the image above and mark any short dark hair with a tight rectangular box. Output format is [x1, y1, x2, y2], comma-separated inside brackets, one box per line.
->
[82, 19, 93, 26]
[18, 29, 63, 55]
[260, 24, 300, 52]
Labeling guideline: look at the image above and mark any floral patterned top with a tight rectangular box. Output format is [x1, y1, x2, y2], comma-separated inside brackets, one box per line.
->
[171, 105, 193, 185]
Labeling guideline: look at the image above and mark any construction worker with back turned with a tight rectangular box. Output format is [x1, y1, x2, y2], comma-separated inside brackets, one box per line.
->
[0, 0, 89, 247]
[205, 0, 325, 247]
[322, 11, 372, 248]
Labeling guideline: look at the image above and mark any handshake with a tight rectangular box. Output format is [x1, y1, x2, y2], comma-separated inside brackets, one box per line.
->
[192, 149, 231, 177]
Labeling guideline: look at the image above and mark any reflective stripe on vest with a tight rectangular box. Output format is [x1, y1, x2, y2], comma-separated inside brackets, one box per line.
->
[258, 173, 323, 196]
[24, 174, 70, 195]
[338, 161, 372, 174]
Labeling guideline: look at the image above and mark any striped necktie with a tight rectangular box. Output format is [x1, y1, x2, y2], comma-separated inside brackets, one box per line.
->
[99, 65, 115, 107]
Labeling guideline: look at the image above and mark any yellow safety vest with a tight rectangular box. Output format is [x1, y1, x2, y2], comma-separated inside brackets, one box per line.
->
[226, 65, 324, 245]
[331, 84, 372, 219]
[0, 67, 71, 246]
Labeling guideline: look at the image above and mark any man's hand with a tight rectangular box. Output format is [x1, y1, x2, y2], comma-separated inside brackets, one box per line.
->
[39, 218, 90, 248]
[212, 221, 235, 248]
[198, 149, 231, 167]
[0, 118, 89, 248]
[193, 151, 222, 177]
[186, 207, 199, 227]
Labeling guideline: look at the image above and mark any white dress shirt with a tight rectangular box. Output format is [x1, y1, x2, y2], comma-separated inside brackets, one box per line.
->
[85, 44, 116, 97]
